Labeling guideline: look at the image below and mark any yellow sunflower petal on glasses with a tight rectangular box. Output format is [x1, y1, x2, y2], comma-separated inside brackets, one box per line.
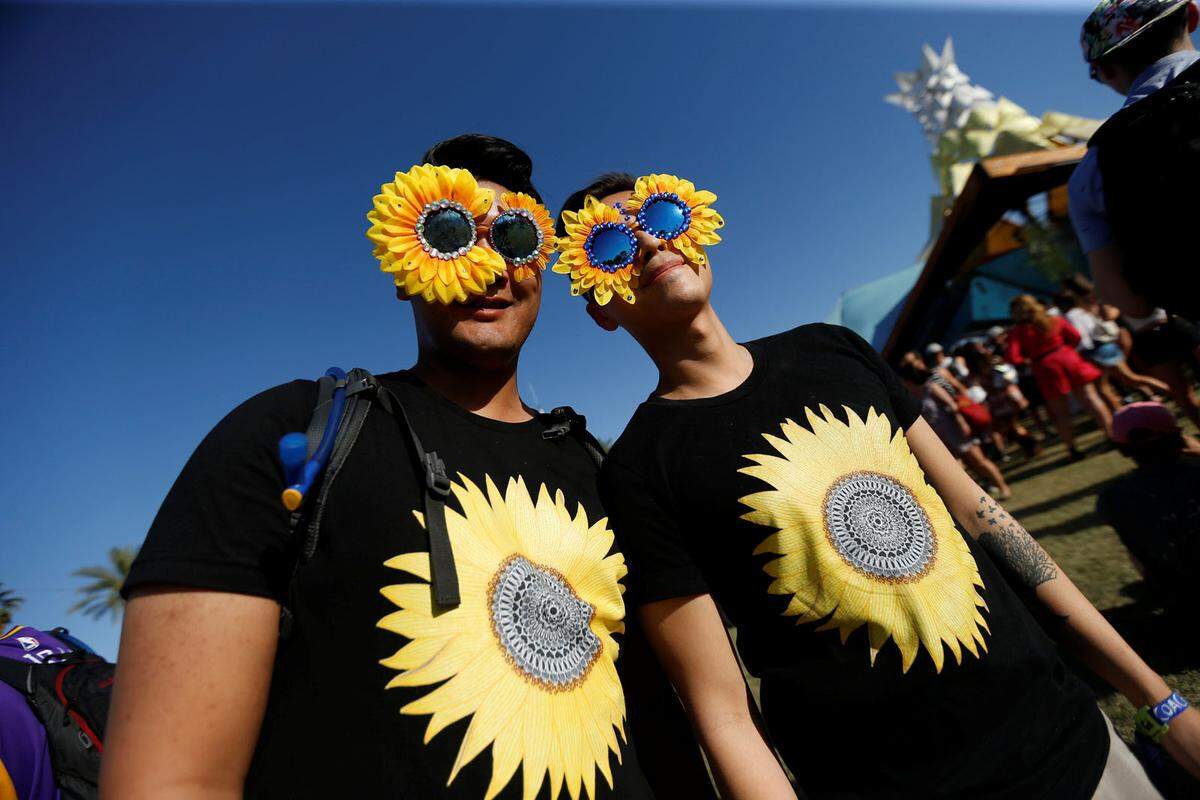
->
[365, 163, 506, 305]
[495, 191, 557, 282]
[626, 173, 724, 269]
[379, 474, 628, 800]
[554, 195, 640, 306]
[739, 406, 989, 674]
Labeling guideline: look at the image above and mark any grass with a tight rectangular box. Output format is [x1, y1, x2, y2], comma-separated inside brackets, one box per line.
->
[1003, 417, 1198, 743]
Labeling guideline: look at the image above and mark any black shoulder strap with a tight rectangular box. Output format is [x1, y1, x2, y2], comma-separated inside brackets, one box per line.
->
[375, 386, 460, 608]
[280, 368, 460, 640]
[541, 406, 606, 469]
[1091, 57, 1200, 149]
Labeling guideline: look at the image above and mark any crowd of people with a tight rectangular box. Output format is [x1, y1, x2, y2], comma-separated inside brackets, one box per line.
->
[900, 273, 1200, 504]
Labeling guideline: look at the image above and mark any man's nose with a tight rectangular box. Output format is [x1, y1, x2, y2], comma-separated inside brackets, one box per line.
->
[634, 229, 666, 262]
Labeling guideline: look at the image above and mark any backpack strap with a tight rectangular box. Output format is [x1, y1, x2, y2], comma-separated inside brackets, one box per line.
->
[541, 406, 606, 469]
[280, 369, 378, 638]
[375, 386, 460, 608]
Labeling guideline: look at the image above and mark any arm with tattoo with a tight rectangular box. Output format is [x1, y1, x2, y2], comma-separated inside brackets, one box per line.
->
[972, 494, 1058, 590]
[905, 418, 1181, 732]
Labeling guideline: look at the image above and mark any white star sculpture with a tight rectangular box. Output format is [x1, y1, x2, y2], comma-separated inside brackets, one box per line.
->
[887, 38, 996, 149]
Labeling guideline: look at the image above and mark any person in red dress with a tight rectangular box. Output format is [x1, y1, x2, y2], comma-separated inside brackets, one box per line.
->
[1007, 294, 1113, 461]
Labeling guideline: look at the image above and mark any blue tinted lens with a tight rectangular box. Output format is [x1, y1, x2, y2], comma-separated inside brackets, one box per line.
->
[640, 196, 689, 239]
[588, 226, 636, 272]
[490, 212, 540, 261]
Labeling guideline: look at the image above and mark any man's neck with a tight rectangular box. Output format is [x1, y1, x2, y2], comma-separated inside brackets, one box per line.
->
[636, 304, 754, 401]
[411, 351, 532, 423]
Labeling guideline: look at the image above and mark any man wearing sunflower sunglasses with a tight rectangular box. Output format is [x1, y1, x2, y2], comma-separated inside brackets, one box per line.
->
[103, 137, 712, 800]
[557, 172, 1200, 798]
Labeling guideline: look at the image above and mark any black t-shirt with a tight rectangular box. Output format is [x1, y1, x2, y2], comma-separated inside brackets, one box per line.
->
[124, 372, 656, 800]
[600, 324, 1108, 800]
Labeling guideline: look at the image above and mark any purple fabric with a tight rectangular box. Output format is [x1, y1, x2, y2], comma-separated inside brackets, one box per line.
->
[0, 626, 68, 800]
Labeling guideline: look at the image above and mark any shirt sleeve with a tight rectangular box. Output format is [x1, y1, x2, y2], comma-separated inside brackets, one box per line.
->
[833, 325, 923, 430]
[122, 380, 316, 604]
[599, 457, 709, 606]
[1068, 152, 1113, 254]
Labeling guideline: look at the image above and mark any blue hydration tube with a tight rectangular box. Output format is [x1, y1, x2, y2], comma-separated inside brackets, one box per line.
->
[279, 367, 348, 511]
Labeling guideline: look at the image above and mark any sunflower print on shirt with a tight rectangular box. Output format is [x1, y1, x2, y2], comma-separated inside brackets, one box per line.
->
[738, 405, 989, 673]
[378, 475, 628, 800]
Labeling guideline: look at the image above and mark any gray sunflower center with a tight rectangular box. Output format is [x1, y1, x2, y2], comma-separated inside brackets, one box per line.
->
[489, 555, 601, 689]
[823, 472, 935, 581]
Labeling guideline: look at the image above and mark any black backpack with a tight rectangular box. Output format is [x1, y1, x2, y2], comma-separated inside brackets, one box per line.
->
[1090, 58, 1200, 320]
[277, 367, 605, 631]
[0, 630, 114, 800]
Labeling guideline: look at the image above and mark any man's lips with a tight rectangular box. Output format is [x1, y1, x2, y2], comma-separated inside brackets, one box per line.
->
[460, 296, 513, 310]
[640, 255, 687, 288]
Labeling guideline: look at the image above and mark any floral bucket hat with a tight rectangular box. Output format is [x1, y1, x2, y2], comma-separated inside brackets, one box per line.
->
[1082, 0, 1193, 63]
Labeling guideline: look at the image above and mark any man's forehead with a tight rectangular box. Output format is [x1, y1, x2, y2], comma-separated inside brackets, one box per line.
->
[599, 190, 633, 210]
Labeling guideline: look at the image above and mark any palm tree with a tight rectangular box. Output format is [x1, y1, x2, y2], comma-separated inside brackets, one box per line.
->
[0, 583, 23, 627]
[69, 546, 138, 622]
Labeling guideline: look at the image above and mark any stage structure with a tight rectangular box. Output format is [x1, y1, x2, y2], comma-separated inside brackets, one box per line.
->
[827, 40, 1102, 355]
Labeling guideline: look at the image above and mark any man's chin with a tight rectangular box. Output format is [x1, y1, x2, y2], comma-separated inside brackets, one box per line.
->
[638, 267, 709, 309]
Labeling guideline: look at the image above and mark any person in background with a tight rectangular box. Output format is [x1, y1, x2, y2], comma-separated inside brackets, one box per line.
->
[989, 324, 1054, 439]
[1061, 275, 1170, 408]
[925, 342, 970, 394]
[962, 344, 1043, 460]
[1007, 294, 1112, 462]
[0, 625, 71, 800]
[1129, 310, 1200, 430]
[1072, 0, 1200, 321]
[900, 357, 1013, 499]
[1098, 402, 1200, 610]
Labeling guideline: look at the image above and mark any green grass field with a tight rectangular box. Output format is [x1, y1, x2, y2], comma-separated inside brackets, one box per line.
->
[1003, 419, 1198, 742]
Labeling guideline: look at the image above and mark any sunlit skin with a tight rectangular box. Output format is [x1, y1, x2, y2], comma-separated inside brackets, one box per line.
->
[577, 190, 754, 403]
[403, 179, 542, 420]
[584, 191, 713, 337]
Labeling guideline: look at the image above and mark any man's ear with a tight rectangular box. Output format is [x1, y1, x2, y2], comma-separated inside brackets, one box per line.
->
[585, 300, 619, 332]
[1189, 2, 1198, 33]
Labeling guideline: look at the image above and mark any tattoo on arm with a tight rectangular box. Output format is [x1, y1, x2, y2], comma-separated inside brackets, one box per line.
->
[973, 495, 1059, 590]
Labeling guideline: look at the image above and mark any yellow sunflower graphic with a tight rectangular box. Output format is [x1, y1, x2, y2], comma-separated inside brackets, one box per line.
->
[378, 475, 628, 800]
[738, 405, 989, 673]
[553, 195, 641, 306]
[366, 164, 508, 305]
[623, 174, 724, 268]
[492, 192, 557, 284]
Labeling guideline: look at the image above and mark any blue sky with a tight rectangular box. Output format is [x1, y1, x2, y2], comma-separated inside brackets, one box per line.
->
[1, 0, 1129, 657]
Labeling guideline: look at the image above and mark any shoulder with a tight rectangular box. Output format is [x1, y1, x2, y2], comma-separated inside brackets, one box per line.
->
[1069, 150, 1105, 218]
[604, 405, 668, 476]
[217, 379, 319, 435]
[749, 321, 861, 353]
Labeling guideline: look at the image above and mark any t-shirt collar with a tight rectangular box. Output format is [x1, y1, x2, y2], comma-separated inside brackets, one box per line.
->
[1125, 50, 1200, 107]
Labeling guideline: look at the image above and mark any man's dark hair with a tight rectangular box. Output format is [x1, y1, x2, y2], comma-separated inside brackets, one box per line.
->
[1099, 5, 1192, 77]
[556, 172, 636, 237]
[422, 133, 542, 203]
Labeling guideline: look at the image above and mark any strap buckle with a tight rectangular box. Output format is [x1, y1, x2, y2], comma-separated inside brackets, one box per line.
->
[542, 406, 584, 440]
[424, 452, 452, 497]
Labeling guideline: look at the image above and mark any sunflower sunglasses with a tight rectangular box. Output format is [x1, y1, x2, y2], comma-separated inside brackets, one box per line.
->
[366, 163, 556, 305]
[554, 174, 725, 306]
